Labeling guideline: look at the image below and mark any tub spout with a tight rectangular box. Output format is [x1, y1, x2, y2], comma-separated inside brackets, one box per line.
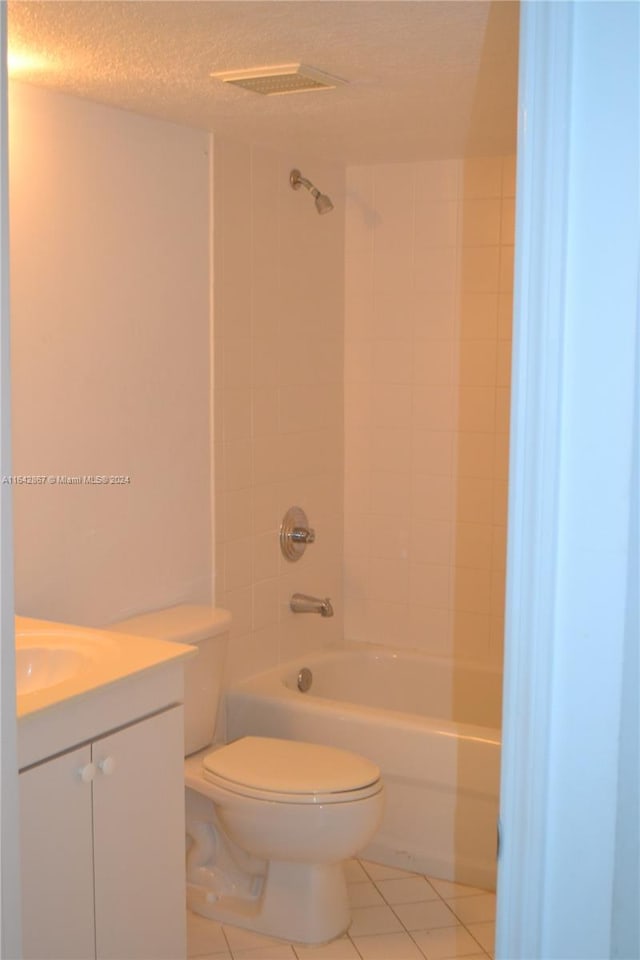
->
[290, 593, 334, 618]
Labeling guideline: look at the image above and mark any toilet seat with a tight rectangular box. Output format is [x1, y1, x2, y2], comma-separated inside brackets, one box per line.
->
[201, 736, 382, 805]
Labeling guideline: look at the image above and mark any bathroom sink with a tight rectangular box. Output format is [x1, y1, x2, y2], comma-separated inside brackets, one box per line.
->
[16, 645, 90, 696]
[14, 625, 117, 701]
[15, 615, 196, 769]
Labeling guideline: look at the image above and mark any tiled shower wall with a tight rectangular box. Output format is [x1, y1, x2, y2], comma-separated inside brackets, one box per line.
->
[344, 157, 515, 665]
[213, 137, 345, 684]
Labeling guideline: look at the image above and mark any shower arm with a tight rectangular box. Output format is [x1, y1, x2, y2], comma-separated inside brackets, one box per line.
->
[290, 169, 316, 195]
[289, 168, 333, 214]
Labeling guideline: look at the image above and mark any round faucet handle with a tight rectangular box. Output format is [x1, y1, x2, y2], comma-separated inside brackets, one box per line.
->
[290, 526, 316, 544]
[280, 507, 316, 561]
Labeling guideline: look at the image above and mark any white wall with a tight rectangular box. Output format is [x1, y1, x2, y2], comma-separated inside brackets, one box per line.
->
[9, 82, 212, 626]
[344, 156, 514, 668]
[212, 137, 344, 683]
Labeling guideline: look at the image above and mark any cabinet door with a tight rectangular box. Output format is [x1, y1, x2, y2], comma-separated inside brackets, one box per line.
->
[92, 706, 186, 960]
[20, 745, 96, 960]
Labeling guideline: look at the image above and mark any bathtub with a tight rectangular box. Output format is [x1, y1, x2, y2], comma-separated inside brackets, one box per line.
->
[225, 643, 501, 891]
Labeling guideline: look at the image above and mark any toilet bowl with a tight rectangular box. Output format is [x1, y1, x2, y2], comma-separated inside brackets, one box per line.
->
[111, 606, 384, 945]
[185, 736, 384, 942]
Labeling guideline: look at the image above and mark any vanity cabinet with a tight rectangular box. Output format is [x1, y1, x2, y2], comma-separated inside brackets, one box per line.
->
[20, 705, 186, 960]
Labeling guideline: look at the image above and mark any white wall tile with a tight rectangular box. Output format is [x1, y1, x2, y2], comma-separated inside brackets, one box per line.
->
[412, 431, 455, 477]
[368, 557, 409, 604]
[372, 292, 414, 340]
[458, 386, 496, 433]
[407, 605, 452, 656]
[369, 517, 410, 560]
[252, 387, 279, 438]
[413, 340, 456, 386]
[496, 339, 512, 387]
[454, 522, 494, 570]
[369, 384, 412, 429]
[413, 384, 456, 431]
[410, 519, 452, 566]
[370, 429, 412, 474]
[411, 474, 454, 522]
[223, 388, 252, 442]
[370, 471, 412, 517]
[344, 154, 513, 682]
[501, 155, 517, 197]
[224, 489, 254, 541]
[463, 157, 503, 198]
[460, 292, 499, 340]
[458, 340, 497, 387]
[456, 476, 495, 524]
[414, 290, 457, 341]
[461, 197, 502, 247]
[371, 340, 414, 384]
[415, 199, 459, 249]
[461, 246, 500, 293]
[214, 138, 344, 681]
[499, 244, 515, 291]
[224, 538, 253, 592]
[415, 159, 461, 201]
[409, 563, 451, 609]
[456, 432, 495, 479]
[253, 532, 280, 582]
[414, 245, 458, 293]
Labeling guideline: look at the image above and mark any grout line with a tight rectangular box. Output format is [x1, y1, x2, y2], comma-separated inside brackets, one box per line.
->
[220, 924, 235, 960]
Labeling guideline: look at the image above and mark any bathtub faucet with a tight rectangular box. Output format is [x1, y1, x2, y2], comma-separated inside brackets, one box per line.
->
[290, 593, 334, 618]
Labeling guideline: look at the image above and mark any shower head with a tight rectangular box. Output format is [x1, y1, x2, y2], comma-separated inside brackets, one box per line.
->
[289, 169, 334, 215]
[314, 191, 334, 215]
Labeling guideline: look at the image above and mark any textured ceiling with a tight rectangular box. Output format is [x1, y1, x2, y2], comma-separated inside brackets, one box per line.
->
[8, 0, 519, 164]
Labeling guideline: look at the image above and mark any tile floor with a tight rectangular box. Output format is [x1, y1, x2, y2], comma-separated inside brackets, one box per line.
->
[187, 859, 495, 960]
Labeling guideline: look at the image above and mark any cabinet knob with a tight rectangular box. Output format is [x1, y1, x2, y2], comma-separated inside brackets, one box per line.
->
[78, 762, 96, 783]
[98, 756, 116, 776]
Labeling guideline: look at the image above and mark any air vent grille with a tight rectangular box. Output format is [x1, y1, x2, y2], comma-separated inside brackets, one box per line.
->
[211, 63, 345, 96]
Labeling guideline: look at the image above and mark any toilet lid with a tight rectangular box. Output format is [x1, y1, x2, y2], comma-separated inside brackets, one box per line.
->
[202, 736, 381, 799]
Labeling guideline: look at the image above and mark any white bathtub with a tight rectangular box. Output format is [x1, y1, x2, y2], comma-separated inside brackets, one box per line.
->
[225, 644, 501, 891]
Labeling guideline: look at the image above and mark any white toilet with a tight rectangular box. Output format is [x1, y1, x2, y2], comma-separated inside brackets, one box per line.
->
[112, 604, 384, 945]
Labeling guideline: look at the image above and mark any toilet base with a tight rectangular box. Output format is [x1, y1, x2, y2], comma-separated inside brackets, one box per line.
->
[188, 859, 351, 944]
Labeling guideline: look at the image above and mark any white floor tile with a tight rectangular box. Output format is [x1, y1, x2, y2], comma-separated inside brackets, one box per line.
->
[351, 931, 426, 959]
[188, 862, 497, 960]
[189, 955, 232, 960]
[191, 955, 232, 960]
[344, 859, 370, 883]
[232, 946, 297, 960]
[446, 895, 496, 926]
[293, 936, 362, 959]
[348, 904, 404, 937]
[187, 910, 231, 957]
[362, 861, 420, 881]
[348, 881, 386, 908]
[411, 924, 482, 959]
[392, 898, 459, 932]
[465, 921, 495, 954]
[376, 877, 440, 905]
[427, 879, 489, 900]
[222, 925, 292, 952]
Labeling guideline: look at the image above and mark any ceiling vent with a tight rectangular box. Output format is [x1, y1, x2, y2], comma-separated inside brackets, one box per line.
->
[211, 63, 346, 96]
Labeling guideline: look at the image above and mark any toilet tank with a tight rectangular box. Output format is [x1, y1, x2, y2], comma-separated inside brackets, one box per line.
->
[110, 604, 231, 756]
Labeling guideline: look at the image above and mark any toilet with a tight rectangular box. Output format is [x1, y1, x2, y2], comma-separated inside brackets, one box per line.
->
[111, 604, 384, 945]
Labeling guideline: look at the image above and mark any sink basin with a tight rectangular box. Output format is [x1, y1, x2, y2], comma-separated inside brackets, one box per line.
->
[16, 646, 90, 696]
[15, 615, 196, 768]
